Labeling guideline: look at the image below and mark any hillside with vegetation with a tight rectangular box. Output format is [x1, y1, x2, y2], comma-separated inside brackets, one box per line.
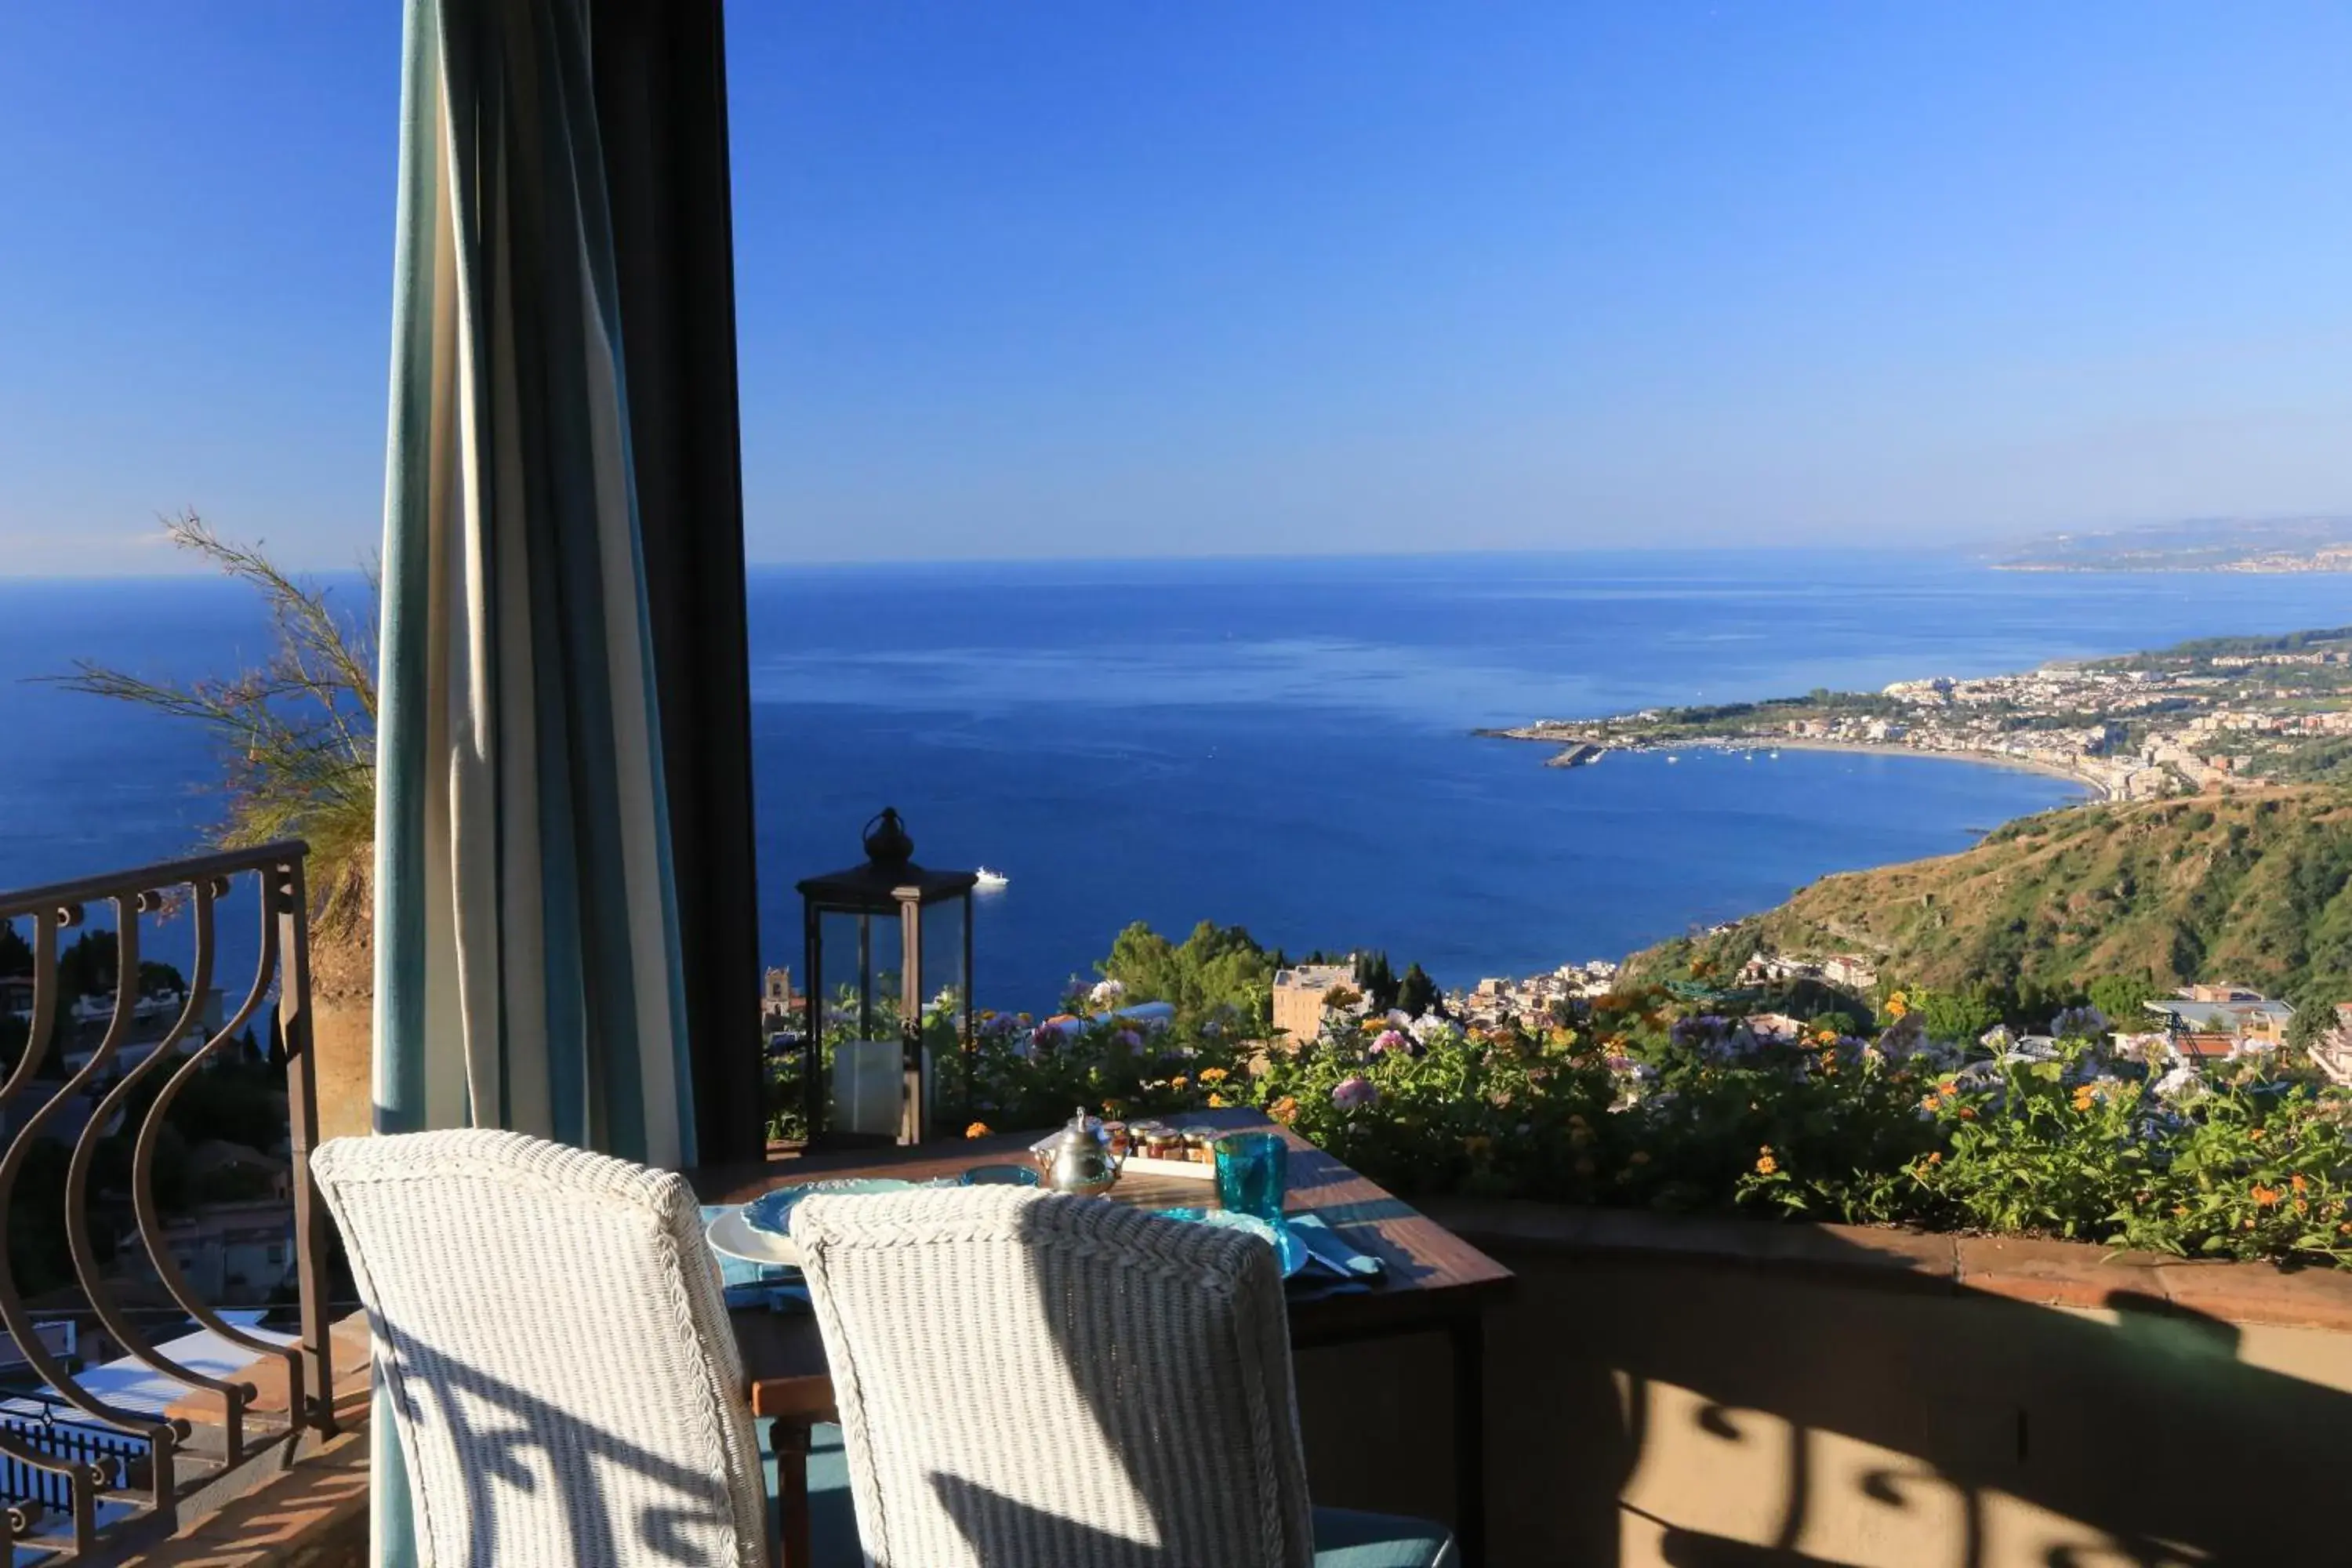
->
[1640, 786, 2352, 1025]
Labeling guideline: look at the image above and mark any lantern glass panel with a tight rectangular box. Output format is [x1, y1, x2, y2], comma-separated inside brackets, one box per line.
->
[816, 906, 910, 1040]
[917, 898, 969, 1025]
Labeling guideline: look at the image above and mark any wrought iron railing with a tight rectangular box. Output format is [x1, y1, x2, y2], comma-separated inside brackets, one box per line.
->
[0, 844, 336, 1562]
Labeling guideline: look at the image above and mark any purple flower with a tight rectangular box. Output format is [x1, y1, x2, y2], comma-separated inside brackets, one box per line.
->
[1372, 1029, 1407, 1057]
[1030, 1023, 1061, 1053]
[1331, 1075, 1380, 1111]
[1114, 1028, 1144, 1052]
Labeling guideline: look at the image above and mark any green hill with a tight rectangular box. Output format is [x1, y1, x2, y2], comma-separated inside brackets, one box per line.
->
[1637, 786, 2352, 1024]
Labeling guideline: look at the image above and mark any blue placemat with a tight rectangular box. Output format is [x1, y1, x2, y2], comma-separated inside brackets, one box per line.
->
[1287, 1212, 1387, 1280]
[701, 1205, 811, 1312]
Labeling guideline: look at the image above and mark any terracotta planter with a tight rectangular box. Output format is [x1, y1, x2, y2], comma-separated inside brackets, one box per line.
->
[308, 924, 374, 1145]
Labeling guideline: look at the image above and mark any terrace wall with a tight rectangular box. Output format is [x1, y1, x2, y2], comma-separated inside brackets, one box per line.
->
[1294, 1202, 2351, 1566]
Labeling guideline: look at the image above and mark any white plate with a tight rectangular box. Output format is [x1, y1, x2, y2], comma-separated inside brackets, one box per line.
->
[706, 1207, 804, 1269]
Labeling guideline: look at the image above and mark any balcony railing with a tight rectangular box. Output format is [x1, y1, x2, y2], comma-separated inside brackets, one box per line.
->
[0, 843, 336, 1562]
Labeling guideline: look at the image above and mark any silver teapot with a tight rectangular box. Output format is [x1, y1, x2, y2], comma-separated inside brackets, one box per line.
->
[1033, 1107, 1123, 1196]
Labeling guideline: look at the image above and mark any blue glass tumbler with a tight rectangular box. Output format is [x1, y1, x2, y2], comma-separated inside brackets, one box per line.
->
[1214, 1131, 1289, 1225]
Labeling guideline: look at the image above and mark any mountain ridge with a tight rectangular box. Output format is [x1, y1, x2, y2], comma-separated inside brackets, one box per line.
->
[1632, 785, 2352, 1019]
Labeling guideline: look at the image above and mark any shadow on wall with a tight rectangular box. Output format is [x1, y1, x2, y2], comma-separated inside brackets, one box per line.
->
[1293, 1232, 2347, 1568]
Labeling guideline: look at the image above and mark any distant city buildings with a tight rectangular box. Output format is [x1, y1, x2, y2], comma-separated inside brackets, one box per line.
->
[1736, 951, 1878, 993]
[1446, 960, 1619, 1029]
[1520, 634, 2352, 802]
[1272, 961, 1361, 1042]
[2142, 986, 2294, 1045]
[760, 965, 799, 1039]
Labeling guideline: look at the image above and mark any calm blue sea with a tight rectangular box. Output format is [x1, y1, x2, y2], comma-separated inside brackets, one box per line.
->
[5, 550, 2350, 1008]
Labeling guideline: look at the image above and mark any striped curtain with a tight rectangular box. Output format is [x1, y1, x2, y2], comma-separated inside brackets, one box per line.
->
[373, 0, 701, 1555]
[375, 0, 696, 1164]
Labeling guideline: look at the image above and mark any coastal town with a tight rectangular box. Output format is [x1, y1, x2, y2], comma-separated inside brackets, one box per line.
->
[1490, 625, 2352, 800]
[1308, 948, 2352, 1084]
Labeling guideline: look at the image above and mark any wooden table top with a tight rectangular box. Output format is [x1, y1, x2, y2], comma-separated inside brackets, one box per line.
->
[687, 1107, 1515, 1419]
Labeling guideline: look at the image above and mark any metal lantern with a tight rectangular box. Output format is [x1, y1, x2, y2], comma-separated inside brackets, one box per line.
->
[794, 809, 976, 1145]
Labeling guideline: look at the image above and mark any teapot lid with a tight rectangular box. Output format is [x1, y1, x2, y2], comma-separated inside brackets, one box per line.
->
[1042, 1105, 1103, 1152]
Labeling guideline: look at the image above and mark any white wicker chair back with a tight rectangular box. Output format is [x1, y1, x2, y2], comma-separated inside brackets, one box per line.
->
[312, 1130, 769, 1568]
[792, 1186, 1316, 1568]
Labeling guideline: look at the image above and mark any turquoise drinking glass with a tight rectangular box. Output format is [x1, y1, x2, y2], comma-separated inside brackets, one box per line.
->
[1214, 1131, 1288, 1225]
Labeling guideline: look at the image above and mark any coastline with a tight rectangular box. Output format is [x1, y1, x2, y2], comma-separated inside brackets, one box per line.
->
[1754, 737, 2107, 797]
[1499, 729, 2112, 802]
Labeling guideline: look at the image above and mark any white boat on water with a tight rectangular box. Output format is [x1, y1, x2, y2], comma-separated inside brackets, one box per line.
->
[974, 866, 1009, 891]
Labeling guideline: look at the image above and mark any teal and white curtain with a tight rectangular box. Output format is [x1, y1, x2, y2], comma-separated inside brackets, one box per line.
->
[374, 0, 700, 1555]
[375, 0, 695, 1167]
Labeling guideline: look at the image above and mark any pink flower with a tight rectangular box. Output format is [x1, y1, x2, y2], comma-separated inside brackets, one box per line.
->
[1372, 1029, 1407, 1056]
[1332, 1075, 1380, 1112]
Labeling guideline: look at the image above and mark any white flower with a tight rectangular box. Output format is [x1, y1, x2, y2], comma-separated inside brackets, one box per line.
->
[1088, 978, 1127, 1009]
[2153, 1064, 2206, 1104]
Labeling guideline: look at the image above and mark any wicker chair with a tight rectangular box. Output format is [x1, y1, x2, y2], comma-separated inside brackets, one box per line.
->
[790, 1185, 1456, 1568]
[311, 1130, 771, 1568]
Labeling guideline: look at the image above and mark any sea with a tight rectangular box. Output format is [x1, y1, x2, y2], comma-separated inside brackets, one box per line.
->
[4, 550, 2350, 1011]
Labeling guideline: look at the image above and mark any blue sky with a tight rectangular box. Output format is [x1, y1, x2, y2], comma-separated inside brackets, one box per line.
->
[2, 4, 2348, 573]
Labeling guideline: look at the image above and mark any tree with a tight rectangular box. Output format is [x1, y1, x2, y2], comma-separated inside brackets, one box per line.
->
[2088, 974, 2161, 1025]
[1098, 920, 1275, 1030]
[1396, 962, 1439, 1017]
[0, 920, 29, 976]
[1914, 985, 2002, 1044]
[50, 931, 187, 1002]
[1357, 951, 1398, 1013]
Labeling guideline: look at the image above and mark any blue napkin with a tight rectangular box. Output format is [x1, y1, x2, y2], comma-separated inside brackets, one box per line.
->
[701, 1205, 811, 1313]
[1286, 1212, 1387, 1280]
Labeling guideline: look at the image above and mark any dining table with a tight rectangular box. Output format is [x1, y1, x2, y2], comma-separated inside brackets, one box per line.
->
[685, 1105, 1515, 1568]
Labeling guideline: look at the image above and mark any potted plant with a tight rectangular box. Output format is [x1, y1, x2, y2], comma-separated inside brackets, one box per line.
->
[53, 514, 377, 1142]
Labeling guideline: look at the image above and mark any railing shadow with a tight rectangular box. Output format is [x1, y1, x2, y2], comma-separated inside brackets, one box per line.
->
[1444, 1228, 2352, 1566]
[377, 1329, 751, 1568]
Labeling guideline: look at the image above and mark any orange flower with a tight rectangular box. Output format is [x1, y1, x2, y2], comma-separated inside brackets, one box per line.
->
[1921, 1094, 1943, 1112]
[1269, 1095, 1298, 1126]
[1169, 1076, 1189, 1092]
[2071, 1086, 2096, 1112]
[965, 1121, 993, 1139]
[2249, 1126, 2267, 1141]
[1956, 1106, 1977, 1121]
[2252, 1184, 2282, 1207]
[2292, 1173, 2309, 1194]
[2296, 1199, 2310, 1215]
[1927, 1151, 1942, 1165]
[1629, 1149, 1650, 1165]
[2176, 1205, 2193, 1218]
[1207, 1093, 1228, 1109]
[1198, 1066, 1229, 1084]
[1755, 1147, 1779, 1176]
